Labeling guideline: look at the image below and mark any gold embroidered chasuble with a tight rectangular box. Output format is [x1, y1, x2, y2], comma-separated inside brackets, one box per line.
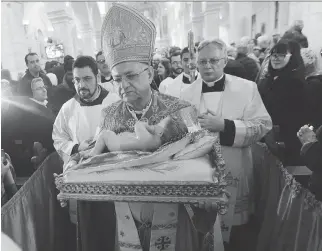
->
[96, 91, 220, 251]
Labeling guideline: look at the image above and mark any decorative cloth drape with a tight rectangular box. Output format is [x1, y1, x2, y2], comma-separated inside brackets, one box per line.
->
[253, 143, 322, 251]
[1, 152, 75, 251]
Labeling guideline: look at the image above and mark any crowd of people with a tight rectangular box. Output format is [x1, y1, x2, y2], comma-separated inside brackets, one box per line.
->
[1, 4, 322, 250]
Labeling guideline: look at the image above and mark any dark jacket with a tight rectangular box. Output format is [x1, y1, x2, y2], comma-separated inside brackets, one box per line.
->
[1, 96, 55, 176]
[48, 75, 76, 115]
[259, 67, 310, 166]
[300, 126, 322, 200]
[224, 59, 247, 79]
[50, 65, 65, 85]
[18, 70, 52, 97]
[235, 53, 259, 82]
[305, 73, 322, 128]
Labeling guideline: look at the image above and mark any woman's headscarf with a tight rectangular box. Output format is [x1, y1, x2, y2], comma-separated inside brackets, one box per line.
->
[267, 39, 305, 78]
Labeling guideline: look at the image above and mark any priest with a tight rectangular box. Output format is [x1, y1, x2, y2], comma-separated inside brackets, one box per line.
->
[52, 55, 119, 163]
[52, 56, 119, 231]
[76, 4, 222, 251]
[181, 39, 272, 246]
[162, 47, 200, 98]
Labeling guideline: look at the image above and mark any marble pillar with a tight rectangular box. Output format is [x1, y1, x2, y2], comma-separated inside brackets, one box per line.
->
[78, 24, 95, 57]
[1, 2, 29, 79]
[228, 2, 252, 43]
[191, 2, 204, 42]
[94, 31, 101, 52]
[203, 2, 221, 40]
[47, 9, 75, 57]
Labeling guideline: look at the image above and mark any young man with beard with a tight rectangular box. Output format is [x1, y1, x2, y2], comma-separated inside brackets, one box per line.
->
[164, 47, 200, 98]
[52, 55, 120, 163]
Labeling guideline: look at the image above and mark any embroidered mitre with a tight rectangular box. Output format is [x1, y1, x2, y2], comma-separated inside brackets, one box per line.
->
[101, 3, 156, 68]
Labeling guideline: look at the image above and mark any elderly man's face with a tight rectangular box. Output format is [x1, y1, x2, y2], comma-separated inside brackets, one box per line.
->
[197, 44, 227, 82]
[32, 80, 47, 102]
[112, 62, 153, 104]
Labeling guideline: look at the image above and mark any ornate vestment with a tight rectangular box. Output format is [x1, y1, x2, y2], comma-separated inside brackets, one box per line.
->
[76, 91, 224, 251]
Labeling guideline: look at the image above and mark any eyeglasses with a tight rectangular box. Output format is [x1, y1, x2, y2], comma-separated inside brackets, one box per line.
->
[73, 76, 94, 85]
[270, 53, 289, 59]
[171, 61, 182, 66]
[34, 86, 47, 91]
[113, 68, 149, 85]
[197, 58, 225, 66]
[97, 59, 106, 64]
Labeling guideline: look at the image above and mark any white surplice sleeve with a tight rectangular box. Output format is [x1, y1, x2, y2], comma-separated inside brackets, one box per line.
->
[52, 104, 78, 160]
[232, 84, 272, 147]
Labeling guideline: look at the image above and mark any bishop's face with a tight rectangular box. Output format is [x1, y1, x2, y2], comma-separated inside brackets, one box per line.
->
[112, 62, 153, 105]
[197, 44, 227, 82]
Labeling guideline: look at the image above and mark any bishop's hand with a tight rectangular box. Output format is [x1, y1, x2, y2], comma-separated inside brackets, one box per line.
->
[198, 109, 225, 132]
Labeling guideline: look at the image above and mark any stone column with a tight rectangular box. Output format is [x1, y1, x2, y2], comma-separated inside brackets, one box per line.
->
[191, 2, 204, 42]
[94, 30, 101, 52]
[47, 9, 75, 56]
[1, 2, 29, 78]
[203, 2, 221, 40]
[78, 24, 95, 57]
[228, 2, 252, 43]
[183, 3, 192, 46]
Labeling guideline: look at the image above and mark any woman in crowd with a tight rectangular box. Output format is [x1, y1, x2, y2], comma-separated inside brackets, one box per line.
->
[158, 58, 175, 93]
[259, 39, 310, 166]
[153, 57, 171, 88]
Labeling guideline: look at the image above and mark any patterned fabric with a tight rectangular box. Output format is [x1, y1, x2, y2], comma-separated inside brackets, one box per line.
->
[254, 143, 322, 251]
[99, 90, 193, 145]
[101, 3, 156, 68]
[97, 91, 223, 251]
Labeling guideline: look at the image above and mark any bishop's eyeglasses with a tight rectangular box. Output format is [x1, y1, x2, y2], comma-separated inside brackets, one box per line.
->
[113, 68, 149, 85]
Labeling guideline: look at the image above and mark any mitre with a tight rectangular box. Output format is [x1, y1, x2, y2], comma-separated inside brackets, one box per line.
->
[101, 3, 156, 69]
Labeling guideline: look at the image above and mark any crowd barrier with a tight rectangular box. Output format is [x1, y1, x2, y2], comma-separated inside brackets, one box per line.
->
[253, 143, 322, 251]
[1, 145, 321, 251]
[1, 152, 75, 251]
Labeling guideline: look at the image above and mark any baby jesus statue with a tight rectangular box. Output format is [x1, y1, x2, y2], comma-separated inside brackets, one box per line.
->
[86, 116, 172, 157]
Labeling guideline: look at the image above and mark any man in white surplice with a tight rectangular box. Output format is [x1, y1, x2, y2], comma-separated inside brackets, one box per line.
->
[161, 47, 200, 98]
[181, 39, 272, 245]
[52, 55, 119, 163]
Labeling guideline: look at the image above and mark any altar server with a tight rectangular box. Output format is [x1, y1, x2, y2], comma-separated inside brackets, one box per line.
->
[162, 47, 200, 98]
[52, 55, 119, 163]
